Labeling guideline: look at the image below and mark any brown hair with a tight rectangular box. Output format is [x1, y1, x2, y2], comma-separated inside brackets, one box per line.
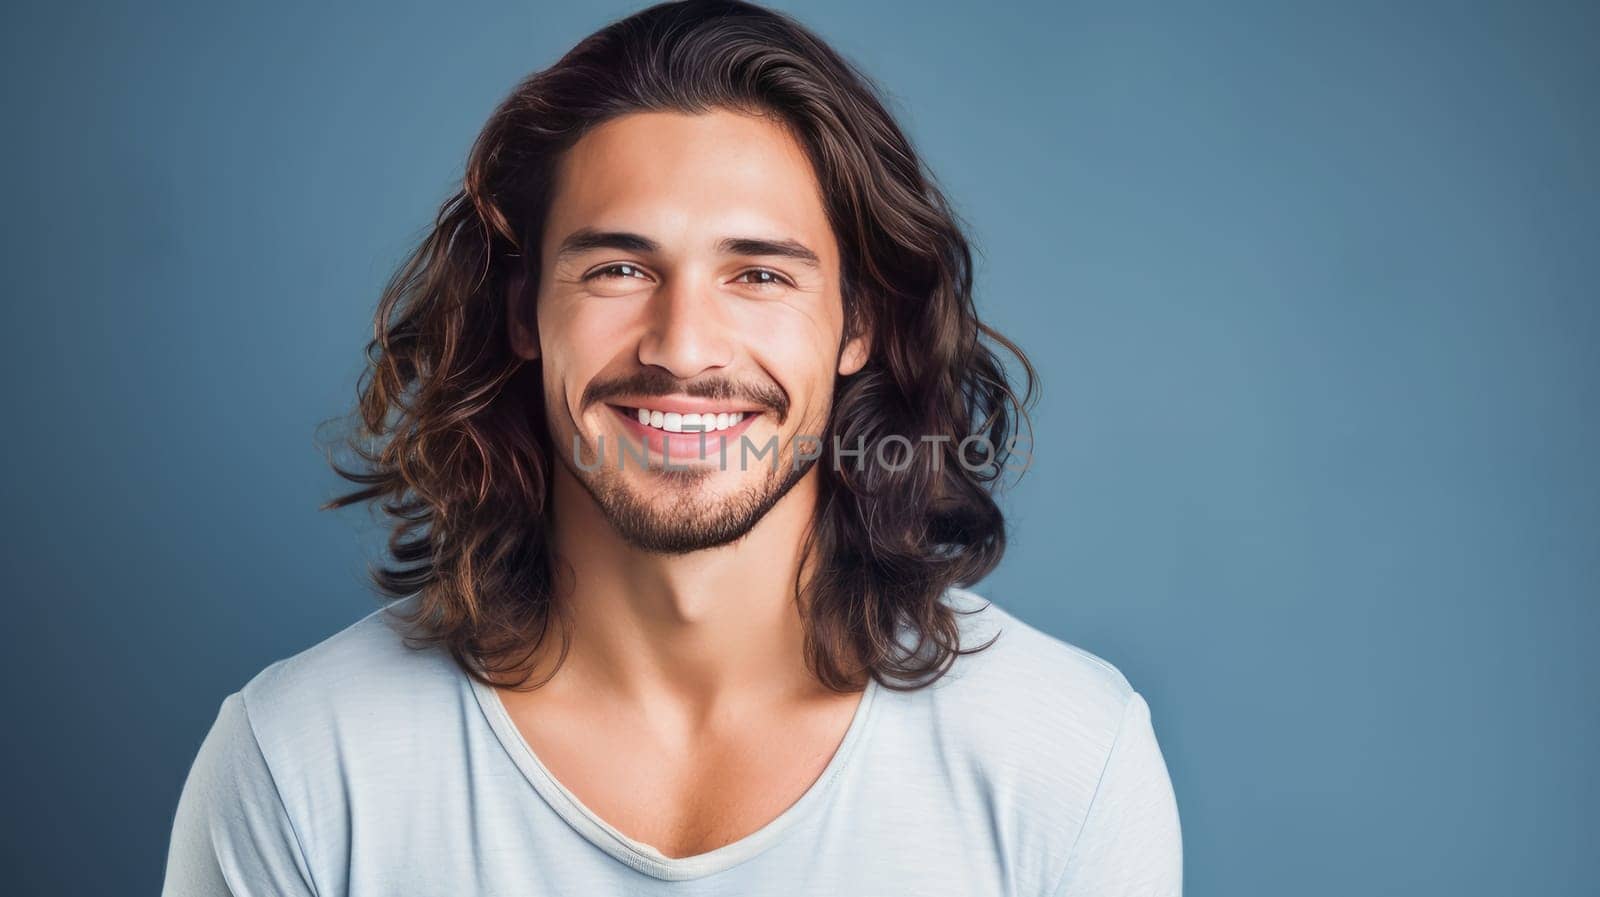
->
[322, 0, 1036, 693]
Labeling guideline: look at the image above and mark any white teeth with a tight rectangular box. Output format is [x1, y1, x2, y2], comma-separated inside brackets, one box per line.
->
[628, 407, 751, 432]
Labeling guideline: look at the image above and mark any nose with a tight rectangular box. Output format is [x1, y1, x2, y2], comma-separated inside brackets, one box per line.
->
[635, 271, 735, 379]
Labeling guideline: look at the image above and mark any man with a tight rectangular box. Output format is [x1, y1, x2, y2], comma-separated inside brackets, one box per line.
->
[162, 1, 1182, 894]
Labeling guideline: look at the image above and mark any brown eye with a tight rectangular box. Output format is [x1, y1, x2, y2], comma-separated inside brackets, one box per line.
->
[589, 263, 649, 281]
[734, 268, 791, 288]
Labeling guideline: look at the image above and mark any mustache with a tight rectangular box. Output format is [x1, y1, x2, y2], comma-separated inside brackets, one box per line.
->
[582, 369, 791, 423]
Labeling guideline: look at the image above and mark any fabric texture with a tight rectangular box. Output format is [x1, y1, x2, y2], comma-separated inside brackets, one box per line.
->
[162, 588, 1181, 896]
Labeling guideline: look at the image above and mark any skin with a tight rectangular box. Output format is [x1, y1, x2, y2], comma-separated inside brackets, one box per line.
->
[500, 109, 873, 859]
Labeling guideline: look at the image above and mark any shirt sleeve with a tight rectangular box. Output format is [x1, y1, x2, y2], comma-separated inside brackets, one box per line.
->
[161, 691, 319, 897]
[1050, 691, 1183, 897]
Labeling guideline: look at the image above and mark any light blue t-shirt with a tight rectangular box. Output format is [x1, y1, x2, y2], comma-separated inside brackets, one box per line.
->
[161, 588, 1182, 896]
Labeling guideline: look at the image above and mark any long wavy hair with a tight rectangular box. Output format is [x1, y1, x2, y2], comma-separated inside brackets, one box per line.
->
[323, 0, 1036, 694]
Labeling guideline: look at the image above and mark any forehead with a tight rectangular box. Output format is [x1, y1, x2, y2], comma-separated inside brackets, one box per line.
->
[542, 109, 835, 259]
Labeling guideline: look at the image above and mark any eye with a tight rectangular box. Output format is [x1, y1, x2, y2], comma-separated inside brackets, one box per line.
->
[586, 262, 651, 281]
[733, 268, 793, 289]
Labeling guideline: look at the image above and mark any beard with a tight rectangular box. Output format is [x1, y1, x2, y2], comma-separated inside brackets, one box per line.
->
[559, 434, 818, 555]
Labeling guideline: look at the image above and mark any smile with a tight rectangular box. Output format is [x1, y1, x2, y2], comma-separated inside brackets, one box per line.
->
[604, 401, 765, 462]
[624, 406, 747, 433]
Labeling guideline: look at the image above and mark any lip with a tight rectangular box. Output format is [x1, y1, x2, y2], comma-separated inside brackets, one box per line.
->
[605, 403, 764, 463]
[602, 394, 767, 416]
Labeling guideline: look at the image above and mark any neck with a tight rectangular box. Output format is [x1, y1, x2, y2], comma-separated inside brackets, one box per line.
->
[539, 463, 825, 714]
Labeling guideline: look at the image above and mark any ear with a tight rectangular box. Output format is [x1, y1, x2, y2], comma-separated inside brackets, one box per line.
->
[837, 317, 872, 377]
[506, 265, 539, 361]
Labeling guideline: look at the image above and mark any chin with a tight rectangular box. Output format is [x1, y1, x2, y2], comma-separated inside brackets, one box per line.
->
[570, 448, 814, 556]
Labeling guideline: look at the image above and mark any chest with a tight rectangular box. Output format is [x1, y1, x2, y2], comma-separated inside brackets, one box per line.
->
[321, 682, 1047, 896]
[501, 689, 865, 859]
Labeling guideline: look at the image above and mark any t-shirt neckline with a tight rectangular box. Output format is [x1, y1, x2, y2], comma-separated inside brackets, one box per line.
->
[466, 665, 882, 881]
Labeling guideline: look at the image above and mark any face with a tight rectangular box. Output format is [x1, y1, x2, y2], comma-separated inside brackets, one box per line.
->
[509, 109, 869, 554]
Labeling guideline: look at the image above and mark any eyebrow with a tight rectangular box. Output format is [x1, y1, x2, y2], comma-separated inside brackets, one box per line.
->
[554, 228, 821, 268]
[716, 237, 821, 268]
[555, 229, 659, 259]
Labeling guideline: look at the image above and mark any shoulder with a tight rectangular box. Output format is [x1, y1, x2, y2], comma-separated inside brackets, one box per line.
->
[897, 587, 1158, 889]
[171, 596, 465, 884]
[888, 585, 1149, 782]
[231, 594, 465, 772]
[239, 594, 456, 710]
[931, 585, 1138, 739]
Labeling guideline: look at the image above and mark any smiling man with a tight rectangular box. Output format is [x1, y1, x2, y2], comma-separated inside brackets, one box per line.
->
[527, 108, 858, 557]
[162, 2, 1181, 895]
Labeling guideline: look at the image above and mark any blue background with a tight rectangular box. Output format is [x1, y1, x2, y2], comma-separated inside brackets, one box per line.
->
[3, 1, 1595, 894]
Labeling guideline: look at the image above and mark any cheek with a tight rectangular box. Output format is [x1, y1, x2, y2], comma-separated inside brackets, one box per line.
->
[539, 300, 637, 400]
[731, 297, 842, 354]
[733, 303, 842, 419]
